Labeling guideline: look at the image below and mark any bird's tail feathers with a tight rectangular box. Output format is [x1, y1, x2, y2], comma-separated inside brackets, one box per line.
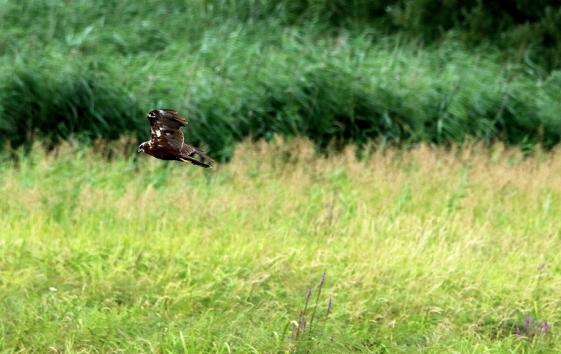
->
[192, 147, 216, 168]
[179, 147, 215, 169]
[179, 156, 212, 168]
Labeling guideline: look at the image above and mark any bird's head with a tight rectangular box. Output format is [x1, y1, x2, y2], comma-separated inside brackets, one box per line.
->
[138, 142, 148, 153]
[147, 110, 158, 120]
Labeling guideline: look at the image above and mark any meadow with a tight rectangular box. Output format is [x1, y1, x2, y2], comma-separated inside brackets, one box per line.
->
[1, 140, 560, 352]
[2, 1, 561, 352]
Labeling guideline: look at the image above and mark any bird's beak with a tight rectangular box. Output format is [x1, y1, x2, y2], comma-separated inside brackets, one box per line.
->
[137, 148, 142, 153]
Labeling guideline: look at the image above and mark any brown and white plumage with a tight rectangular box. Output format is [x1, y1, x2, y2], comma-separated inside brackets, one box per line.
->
[138, 109, 214, 168]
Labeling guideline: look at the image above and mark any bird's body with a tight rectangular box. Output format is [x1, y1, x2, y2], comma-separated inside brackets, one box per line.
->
[138, 109, 214, 168]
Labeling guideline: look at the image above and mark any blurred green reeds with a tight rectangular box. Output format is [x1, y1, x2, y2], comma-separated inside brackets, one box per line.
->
[1, 1, 560, 158]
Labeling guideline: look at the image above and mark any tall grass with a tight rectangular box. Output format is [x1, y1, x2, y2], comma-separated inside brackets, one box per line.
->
[0, 67, 143, 149]
[1, 139, 560, 352]
[1, 0, 561, 158]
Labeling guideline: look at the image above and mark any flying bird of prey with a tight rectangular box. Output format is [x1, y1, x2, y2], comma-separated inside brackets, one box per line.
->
[138, 109, 214, 168]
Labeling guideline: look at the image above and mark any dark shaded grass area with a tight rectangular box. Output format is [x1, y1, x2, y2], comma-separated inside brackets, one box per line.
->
[3, 59, 561, 161]
[0, 68, 143, 149]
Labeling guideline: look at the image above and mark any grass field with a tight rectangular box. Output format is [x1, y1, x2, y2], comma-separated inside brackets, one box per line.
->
[2, 1, 561, 352]
[1, 140, 559, 352]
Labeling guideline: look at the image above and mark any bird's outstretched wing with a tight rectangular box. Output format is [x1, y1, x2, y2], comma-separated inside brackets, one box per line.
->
[147, 109, 187, 151]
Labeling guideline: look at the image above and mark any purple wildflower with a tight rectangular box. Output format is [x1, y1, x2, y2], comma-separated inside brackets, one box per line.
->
[320, 272, 326, 286]
[524, 316, 534, 330]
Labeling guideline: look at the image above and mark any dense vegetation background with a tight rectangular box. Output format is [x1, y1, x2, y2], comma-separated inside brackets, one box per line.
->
[1, 0, 561, 159]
